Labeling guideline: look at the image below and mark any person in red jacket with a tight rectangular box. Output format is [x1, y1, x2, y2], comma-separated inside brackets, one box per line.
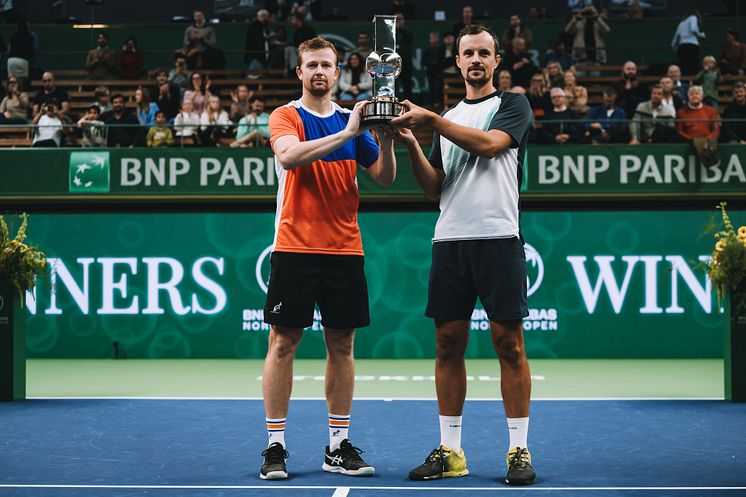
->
[675, 85, 720, 142]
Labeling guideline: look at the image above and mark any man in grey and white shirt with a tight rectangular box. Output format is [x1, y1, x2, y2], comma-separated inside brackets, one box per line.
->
[392, 24, 535, 487]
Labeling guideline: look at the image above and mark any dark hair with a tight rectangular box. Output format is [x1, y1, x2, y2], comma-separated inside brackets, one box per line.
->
[602, 86, 617, 97]
[125, 36, 138, 50]
[650, 84, 663, 92]
[725, 28, 740, 41]
[155, 110, 166, 117]
[97, 31, 108, 40]
[155, 68, 169, 78]
[456, 24, 499, 55]
[87, 104, 100, 113]
[249, 95, 265, 103]
[111, 93, 125, 102]
[45, 98, 59, 108]
[291, 13, 304, 23]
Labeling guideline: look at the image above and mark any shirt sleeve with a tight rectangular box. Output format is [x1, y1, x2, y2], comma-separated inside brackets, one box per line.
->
[269, 106, 301, 147]
[355, 129, 379, 169]
[488, 93, 533, 148]
[427, 131, 443, 170]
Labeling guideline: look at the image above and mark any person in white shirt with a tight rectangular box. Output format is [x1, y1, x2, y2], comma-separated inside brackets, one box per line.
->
[77, 105, 106, 147]
[199, 95, 232, 145]
[174, 99, 201, 145]
[32, 99, 64, 147]
[671, 9, 706, 76]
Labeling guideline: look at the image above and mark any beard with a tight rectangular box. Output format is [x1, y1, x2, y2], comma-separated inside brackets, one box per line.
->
[465, 66, 490, 88]
[306, 78, 332, 97]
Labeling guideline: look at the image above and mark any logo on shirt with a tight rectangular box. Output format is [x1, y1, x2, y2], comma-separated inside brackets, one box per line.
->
[270, 302, 283, 314]
[68, 152, 110, 193]
[525, 243, 544, 297]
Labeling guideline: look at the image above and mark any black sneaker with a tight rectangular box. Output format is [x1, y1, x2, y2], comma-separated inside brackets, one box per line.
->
[505, 447, 536, 485]
[408, 445, 469, 481]
[260, 442, 288, 480]
[322, 439, 375, 476]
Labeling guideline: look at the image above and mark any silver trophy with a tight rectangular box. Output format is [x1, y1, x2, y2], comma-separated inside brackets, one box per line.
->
[361, 15, 404, 125]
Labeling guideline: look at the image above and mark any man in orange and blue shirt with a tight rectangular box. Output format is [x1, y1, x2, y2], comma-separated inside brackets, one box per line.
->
[259, 37, 396, 480]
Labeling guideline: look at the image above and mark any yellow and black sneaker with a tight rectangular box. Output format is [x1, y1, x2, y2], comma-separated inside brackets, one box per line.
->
[408, 445, 469, 481]
[505, 447, 536, 485]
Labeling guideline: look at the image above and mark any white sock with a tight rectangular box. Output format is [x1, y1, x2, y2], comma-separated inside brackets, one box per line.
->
[329, 413, 350, 452]
[266, 417, 286, 448]
[439, 415, 462, 452]
[507, 417, 529, 450]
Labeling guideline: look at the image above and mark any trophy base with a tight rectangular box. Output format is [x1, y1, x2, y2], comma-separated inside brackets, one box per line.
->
[361, 98, 403, 125]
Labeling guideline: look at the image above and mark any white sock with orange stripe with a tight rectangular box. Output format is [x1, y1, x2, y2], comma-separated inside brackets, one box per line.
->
[328, 413, 350, 452]
[266, 417, 287, 448]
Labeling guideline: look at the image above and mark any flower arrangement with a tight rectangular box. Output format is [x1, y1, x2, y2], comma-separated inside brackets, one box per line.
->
[0, 213, 48, 304]
[706, 202, 746, 300]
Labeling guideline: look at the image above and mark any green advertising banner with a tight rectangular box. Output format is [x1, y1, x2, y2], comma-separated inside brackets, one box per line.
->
[17, 209, 739, 360]
[2, 146, 746, 201]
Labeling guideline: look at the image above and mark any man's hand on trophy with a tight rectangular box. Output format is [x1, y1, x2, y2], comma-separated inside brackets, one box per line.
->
[391, 126, 418, 148]
[390, 100, 436, 129]
[345, 100, 371, 137]
[372, 125, 396, 145]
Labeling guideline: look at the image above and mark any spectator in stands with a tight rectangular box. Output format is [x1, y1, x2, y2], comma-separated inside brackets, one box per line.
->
[94, 85, 112, 114]
[174, 98, 200, 144]
[31, 99, 64, 147]
[119, 36, 144, 79]
[452, 5, 473, 37]
[267, 26, 289, 70]
[0, 76, 29, 124]
[355, 31, 372, 61]
[85, 31, 119, 80]
[585, 87, 629, 144]
[629, 85, 676, 144]
[6, 20, 35, 80]
[526, 6, 542, 20]
[101, 93, 139, 147]
[291, 0, 322, 22]
[659, 76, 684, 113]
[229, 84, 253, 123]
[540, 40, 573, 72]
[32, 72, 70, 120]
[625, 1, 643, 20]
[503, 37, 539, 88]
[496, 70, 513, 93]
[502, 14, 533, 56]
[134, 87, 158, 126]
[77, 105, 106, 148]
[694, 55, 721, 108]
[562, 71, 589, 116]
[169, 55, 191, 96]
[179, 9, 217, 70]
[720, 29, 746, 76]
[442, 33, 457, 76]
[613, 61, 648, 118]
[667, 65, 689, 104]
[544, 61, 564, 88]
[146, 110, 174, 147]
[291, 13, 317, 48]
[245, 9, 270, 70]
[390, 0, 415, 20]
[564, 5, 609, 68]
[395, 12, 413, 101]
[526, 73, 551, 118]
[199, 95, 231, 145]
[720, 82, 746, 144]
[671, 9, 705, 76]
[183, 72, 211, 114]
[265, 0, 291, 21]
[675, 85, 720, 143]
[539, 88, 581, 144]
[153, 69, 180, 120]
[338, 52, 372, 101]
[424, 31, 445, 105]
[231, 95, 270, 148]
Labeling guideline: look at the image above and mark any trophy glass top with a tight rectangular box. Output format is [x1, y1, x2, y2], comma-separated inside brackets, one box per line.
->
[365, 15, 402, 98]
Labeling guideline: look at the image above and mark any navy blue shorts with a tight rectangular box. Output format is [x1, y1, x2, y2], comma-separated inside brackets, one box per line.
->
[425, 238, 528, 322]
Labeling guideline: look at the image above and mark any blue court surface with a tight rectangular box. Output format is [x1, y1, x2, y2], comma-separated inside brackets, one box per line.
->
[1, 399, 745, 497]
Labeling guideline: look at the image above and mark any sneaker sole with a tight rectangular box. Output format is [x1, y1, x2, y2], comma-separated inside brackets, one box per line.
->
[409, 469, 469, 481]
[322, 463, 375, 476]
[505, 476, 536, 486]
[259, 471, 288, 480]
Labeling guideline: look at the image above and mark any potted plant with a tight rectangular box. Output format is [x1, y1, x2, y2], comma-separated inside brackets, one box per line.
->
[705, 202, 746, 402]
[0, 213, 48, 401]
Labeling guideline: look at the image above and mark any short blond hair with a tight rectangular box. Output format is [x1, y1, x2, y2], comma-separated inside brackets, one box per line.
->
[297, 37, 337, 67]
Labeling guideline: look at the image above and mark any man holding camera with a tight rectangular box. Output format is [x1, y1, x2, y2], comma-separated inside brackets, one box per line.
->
[564, 6, 610, 67]
[31, 99, 64, 147]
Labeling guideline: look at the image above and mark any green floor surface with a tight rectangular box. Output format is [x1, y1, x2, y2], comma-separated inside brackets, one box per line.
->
[25, 359, 723, 399]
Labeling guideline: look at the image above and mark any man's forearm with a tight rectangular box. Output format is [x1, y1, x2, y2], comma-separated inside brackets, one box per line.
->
[405, 141, 443, 198]
[432, 114, 504, 158]
[277, 129, 354, 169]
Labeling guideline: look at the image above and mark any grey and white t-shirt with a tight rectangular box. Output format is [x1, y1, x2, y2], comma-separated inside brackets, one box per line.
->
[428, 90, 532, 242]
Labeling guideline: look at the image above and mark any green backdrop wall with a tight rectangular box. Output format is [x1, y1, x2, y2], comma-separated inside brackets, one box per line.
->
[17, 209, 736, 360]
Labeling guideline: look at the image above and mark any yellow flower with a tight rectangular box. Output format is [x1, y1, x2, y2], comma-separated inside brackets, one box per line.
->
[715, 240, 726, 252]
[738, 226, 746, 239]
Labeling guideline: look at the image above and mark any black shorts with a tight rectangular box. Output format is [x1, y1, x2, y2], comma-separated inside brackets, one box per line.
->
[264, 251, 370, 329]
[425, 238, 528, 322]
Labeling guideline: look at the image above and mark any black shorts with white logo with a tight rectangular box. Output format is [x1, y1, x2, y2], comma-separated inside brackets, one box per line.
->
[425, 238, 528, 322]
[264, 251, 370, 329]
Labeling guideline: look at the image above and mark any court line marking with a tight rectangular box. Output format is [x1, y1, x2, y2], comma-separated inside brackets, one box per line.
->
[332, 487, 350, 497]
[26, 396, 725, 401]
[2, 484, 745, 492]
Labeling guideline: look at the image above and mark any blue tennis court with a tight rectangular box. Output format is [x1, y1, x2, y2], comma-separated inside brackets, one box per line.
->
[2, 397, 745, 497]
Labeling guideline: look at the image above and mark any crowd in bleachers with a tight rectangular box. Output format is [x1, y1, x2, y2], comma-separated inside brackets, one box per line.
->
[0, 1, 745, 148]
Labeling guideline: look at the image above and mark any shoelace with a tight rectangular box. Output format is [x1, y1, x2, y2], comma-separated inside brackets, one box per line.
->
[339, 441, 365, 462]
[262, 444, 288, 464]
[509, 448, 530, 468]
[424, 447, 444, 464]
